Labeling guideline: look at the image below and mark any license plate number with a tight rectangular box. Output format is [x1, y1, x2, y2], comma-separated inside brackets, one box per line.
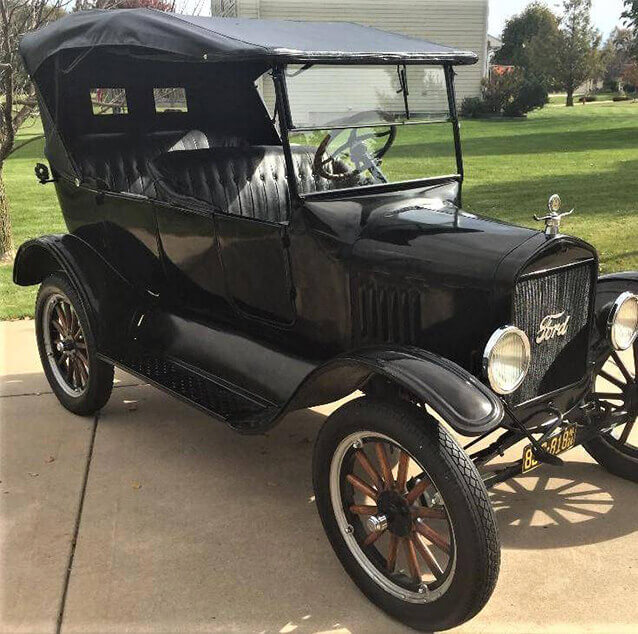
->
[521, 425, 577, 473]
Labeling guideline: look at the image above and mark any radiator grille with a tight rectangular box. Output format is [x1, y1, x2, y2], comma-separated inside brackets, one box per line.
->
[353, 278, 422, 346]
[510, 261, 594, 404]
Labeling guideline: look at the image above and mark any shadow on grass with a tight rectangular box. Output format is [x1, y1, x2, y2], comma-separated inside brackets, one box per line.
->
[390, 125, 638, 159]
[464, 158, 638, 215]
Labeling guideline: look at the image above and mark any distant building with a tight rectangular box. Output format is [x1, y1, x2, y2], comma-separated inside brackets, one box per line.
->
[211, 0, 490, 101]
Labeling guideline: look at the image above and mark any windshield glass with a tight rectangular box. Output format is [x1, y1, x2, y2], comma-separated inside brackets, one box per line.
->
[283, 64, 458, 195]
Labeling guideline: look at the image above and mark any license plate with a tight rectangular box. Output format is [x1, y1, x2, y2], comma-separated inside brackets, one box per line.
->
[521, 425, 577, 473]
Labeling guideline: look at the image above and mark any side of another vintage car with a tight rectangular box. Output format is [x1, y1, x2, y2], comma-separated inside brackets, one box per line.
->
[14, 10, 638, 632]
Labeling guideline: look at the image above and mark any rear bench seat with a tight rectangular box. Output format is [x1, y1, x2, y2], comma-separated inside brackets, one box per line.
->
[73, 130, 245, 198]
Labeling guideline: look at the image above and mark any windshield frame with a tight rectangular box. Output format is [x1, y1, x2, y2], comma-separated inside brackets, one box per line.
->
[272, 62, 464, 204]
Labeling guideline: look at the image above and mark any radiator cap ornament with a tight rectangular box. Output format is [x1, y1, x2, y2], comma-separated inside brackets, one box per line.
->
[534, 194, 573, 237]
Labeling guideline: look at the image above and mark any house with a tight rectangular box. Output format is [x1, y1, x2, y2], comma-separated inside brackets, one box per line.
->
[211, 0, 490, 103]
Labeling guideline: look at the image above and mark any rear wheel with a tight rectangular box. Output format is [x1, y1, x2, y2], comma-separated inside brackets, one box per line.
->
[584, 341, 638, 482]
[313, 397, 500, 631]
[35, 273, 114, 415]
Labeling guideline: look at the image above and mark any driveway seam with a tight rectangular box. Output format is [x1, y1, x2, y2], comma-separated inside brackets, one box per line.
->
[55, 410, 100, 634]
[0, 382, 145, 399]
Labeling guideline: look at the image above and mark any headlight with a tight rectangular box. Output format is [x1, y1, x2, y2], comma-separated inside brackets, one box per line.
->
[483, 326, 531, 395]
[608, 292, 638, 351]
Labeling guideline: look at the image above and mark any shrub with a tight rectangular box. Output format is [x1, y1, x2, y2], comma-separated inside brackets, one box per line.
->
[460, 97, 485, 118]
[481, 69, 523, 114]
[613, 95, 631, 101]
[503, 76, 549, 116]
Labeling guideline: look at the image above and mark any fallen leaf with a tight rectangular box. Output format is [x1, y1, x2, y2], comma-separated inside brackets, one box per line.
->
[131, 482, 142, 490]
[28, 472, 39, 477]
[45, 456, 55, 464]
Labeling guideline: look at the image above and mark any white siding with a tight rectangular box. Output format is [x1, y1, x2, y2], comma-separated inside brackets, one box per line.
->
[215, 0, 488, 102]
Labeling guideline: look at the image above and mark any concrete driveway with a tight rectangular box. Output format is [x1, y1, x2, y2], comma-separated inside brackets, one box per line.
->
[1, 320, 637, 634]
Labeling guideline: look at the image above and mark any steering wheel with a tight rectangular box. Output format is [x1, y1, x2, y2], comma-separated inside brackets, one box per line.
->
[313, 126, 397, 182]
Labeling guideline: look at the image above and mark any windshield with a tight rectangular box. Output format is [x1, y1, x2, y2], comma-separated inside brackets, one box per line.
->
[283, 64, 459, 195]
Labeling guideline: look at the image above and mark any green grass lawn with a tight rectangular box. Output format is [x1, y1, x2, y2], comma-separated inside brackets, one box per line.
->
[1, 101, 637, 319]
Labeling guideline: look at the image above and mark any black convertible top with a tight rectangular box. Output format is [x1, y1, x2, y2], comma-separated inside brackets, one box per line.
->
[20, 8, 478, 74]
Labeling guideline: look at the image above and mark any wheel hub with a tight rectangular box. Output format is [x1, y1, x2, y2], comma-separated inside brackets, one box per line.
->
[376, 489, 412, 537]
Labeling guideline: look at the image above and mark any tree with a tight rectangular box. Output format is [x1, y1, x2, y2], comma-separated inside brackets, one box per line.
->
[0, 0, 70, 261]
[601, 28, 634, 91]
[621, 1, 638, 58]
[622, 60, 638, 90]
[493, 2, 560, 85]
[538, 0, 601, 106]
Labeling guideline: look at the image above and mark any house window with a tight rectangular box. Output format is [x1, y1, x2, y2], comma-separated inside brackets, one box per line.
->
[153, 87, 188, 113]
[90, 88, 128, 115]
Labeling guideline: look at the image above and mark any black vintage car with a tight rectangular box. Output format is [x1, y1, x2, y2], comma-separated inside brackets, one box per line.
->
[15, 9, 638, 631]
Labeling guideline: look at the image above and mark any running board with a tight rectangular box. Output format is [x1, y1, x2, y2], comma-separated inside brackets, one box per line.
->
[100, 348, 280, 433]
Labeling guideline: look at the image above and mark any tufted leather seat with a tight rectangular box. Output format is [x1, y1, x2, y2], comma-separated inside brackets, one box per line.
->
[152, 145, 353, 223]
[74, 130, 245, 197]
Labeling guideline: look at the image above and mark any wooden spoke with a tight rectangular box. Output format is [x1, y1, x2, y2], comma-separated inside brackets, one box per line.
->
[75, 357, 88, 385]
[619, 420, 635, 445]
[346, 473, 378, 501]
[386, 534, 399, 573]
[396, 451, 410, 492]
[61, 303, 73, 333]
[76, 349, 89, 370]
[55, 304, 69, 334]
[68, 306, 77, 337]
[403, 536, 421, 582]
[415, 520, 450, 554]
[611, 351, 634, 384]
[405, 478, 432, 505]
[363, 529, 384, 546]
[412, 533, 444, 580]
[411, 506, 447, 520]
[599, 370, 626, 390]
[349, 504, 378, 516]
[375, 442, 394, 490]
[52, 319, 65, 335]
[354, 450, 383, 490]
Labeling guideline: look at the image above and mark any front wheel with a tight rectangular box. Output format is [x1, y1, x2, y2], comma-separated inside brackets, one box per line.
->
[312, 397, 500, 632]
[584, 341, 637, 482]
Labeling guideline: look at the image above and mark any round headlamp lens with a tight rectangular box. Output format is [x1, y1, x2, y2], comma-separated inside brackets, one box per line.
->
[483, 326, 531, 395]
[609, 292, 638, 351]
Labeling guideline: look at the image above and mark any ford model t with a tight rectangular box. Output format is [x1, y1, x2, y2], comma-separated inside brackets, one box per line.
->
[15, 10, 637, 631]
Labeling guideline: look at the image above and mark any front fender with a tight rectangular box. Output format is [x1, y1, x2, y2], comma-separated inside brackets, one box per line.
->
[279, 346, 504, 436]
[590, 271, 638, 367]
[13, 234, 138, 351]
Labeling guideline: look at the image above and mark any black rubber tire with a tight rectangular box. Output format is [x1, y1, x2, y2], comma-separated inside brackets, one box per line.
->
[312, 396, 501, 632]
[584, 341, 637, 483]
[35, 273, 114, 416]
[584, 428, 638, 483]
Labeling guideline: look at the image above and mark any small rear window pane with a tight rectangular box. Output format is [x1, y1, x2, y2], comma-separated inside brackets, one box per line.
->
[153, 87, 188, 113]
[90, 88, 128, 115]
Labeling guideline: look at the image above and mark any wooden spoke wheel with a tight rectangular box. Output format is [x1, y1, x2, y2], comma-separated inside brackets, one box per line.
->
[35, 274, 114, 416]
[585, 341, 638, 482]
[42, 293, 90, 396]
[335, 432, 455, 601]
[313, 397, 500, 631]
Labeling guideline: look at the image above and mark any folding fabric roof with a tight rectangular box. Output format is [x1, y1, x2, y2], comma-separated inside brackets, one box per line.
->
[20, 8, 479, 75]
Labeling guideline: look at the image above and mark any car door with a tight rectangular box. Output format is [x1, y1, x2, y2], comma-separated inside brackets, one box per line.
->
[215, 213, 296, 325]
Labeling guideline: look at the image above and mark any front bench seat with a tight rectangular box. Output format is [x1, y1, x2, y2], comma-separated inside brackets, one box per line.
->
[73, 130, 245, 197]
[152, 145, 354, 223]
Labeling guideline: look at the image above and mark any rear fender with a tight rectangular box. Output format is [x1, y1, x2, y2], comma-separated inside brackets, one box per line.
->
[13, 234, 138, 350]
[279, 346, 504, 436]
